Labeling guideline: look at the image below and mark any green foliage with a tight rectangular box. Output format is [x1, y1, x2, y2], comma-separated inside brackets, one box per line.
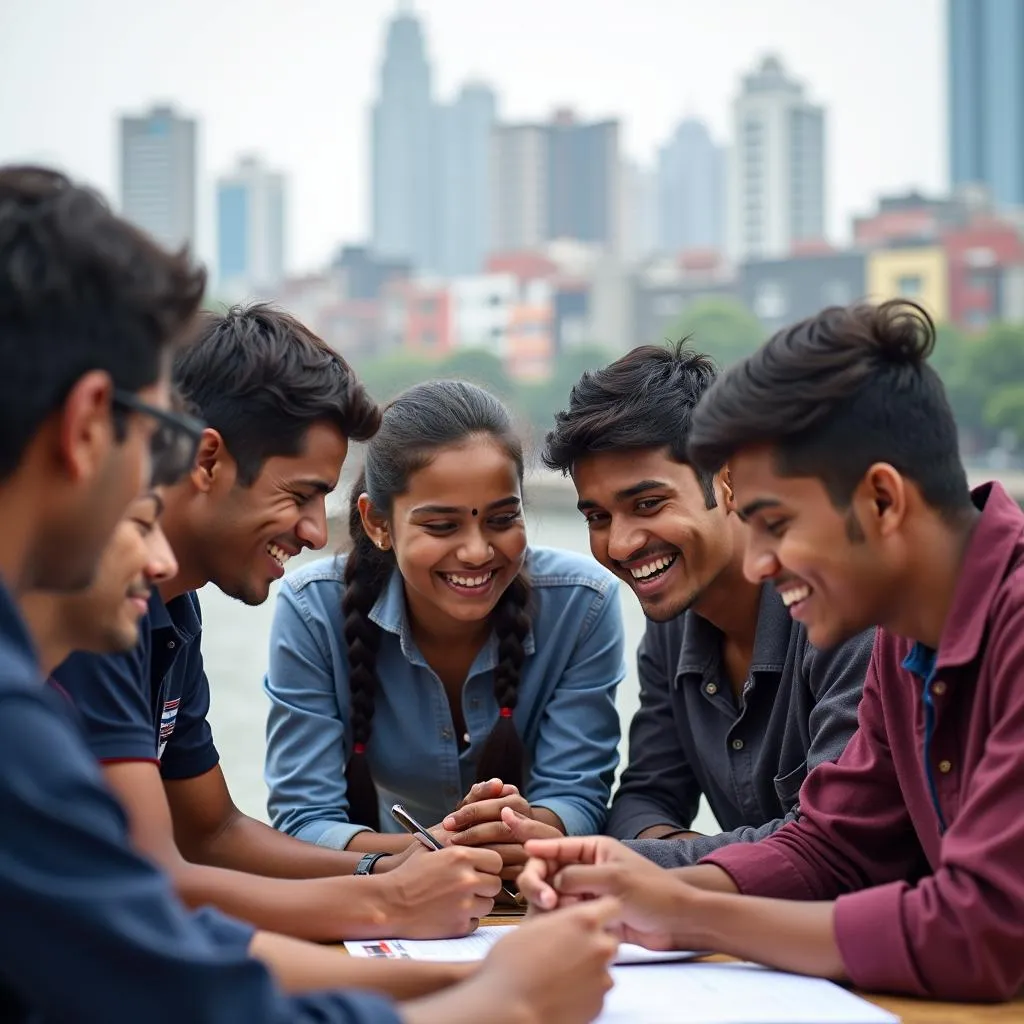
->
[665, 297, 765, 368]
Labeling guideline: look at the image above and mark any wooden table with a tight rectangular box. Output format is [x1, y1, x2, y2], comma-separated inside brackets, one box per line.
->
[482, 916, 1024, 1023]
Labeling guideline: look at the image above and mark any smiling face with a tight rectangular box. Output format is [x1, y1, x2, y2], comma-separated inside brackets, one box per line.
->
[199, 420, 349, 606]
[730, 443, 901, 649]
[572, 447, 735, 622]
[362, 435, 527, 634]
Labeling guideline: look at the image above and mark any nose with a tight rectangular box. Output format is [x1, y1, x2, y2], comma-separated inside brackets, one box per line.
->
[606, 515, 646, 564]
[743, 535, 780, 585]
[145, 524, 179, 586]
[296, 498, 329, 551]
[457, 524, 494, 567]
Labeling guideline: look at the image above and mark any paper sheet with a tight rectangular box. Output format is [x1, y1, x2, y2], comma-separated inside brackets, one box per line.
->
[596, 962, 899, 1023]
[343, 925, 707, 966]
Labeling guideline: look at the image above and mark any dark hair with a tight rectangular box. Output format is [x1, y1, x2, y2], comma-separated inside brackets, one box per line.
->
[688, 300, 973, 519]
[0, 165, 206, 480]
[173, 303, 380, 484]
[543, 340, 720, 508]
[342, 380, 531, 829]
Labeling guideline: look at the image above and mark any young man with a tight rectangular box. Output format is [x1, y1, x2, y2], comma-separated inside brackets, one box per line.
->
[54, 304, 505, 941]
[0, 164, 623, 1024]
[518, 300, 1024, 1002]
[531, 343, 871, 866]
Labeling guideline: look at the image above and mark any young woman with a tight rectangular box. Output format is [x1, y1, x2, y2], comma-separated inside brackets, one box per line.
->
[263, 380, 624, 876]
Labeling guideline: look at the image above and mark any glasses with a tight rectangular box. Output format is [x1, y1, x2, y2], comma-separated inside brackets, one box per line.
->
[112, 390, 206, 487]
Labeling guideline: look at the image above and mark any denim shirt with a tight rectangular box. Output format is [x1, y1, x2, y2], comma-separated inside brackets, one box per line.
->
[264, 546, 625, 847]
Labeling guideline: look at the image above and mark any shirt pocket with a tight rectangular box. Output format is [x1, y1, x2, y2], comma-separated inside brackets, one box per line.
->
[773, 759, 808, 810]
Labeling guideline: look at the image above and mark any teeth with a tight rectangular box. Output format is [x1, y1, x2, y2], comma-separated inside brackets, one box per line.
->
[444, 572, 494, 588]
[267, 543, 291, 568]
[629, 555, 677, 580]
[780, 584, 811, 607]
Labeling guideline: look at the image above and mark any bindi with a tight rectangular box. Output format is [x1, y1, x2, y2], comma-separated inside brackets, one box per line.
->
[471, 508, 478, 516]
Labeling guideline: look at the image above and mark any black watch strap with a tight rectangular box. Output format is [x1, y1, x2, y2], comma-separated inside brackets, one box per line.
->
[354, 852, 389, 876]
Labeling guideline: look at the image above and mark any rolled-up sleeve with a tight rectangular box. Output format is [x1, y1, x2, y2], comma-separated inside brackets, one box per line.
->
[264, 580, 371, 850]
[526, 585, 624, 835]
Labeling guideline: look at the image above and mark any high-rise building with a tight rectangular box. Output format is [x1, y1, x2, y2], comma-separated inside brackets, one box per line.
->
[119, 104, 196, 251]
[657, 118, 726, 253]
[547, 110, 619, 250]
[949, 0, 1024, 208]
[620, 159, 658, 263]
[371, 8, 435, 268]
[492, 124, 550, 252]
[435, 82, 496, 276]
[216, 156, 286, 298]
[727, 56, 826, 262]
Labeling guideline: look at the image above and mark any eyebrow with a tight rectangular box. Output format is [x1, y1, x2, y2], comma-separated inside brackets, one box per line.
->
[577, 479, 671, 512]
[411, 496, 521, 516]
[737, 498, 782, 522]
[287, 478, 335, 496]
[135, 491, 163, 519]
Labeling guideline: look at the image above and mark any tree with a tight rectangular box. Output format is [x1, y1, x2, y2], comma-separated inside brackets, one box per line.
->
[666, 297, 765, 369]
[438, 348, 514, 400]
[984, 384, 1024, 444]
[353, 352, 437, 403]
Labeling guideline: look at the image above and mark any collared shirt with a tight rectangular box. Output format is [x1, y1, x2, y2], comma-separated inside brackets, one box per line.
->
[0, 579, 399, 1024]
[264, 546, 625, 847]
[704, 482, 1024, 1002]
[54, 589, 219, 780]
[607, 584, 873, 866]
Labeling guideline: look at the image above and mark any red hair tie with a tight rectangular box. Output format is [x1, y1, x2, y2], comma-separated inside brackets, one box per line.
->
[353, 742, 367, 754]
[499, 707, 513, 719]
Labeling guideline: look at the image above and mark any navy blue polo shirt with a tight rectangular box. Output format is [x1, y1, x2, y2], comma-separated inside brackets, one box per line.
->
[0, 579, 399, 1023]
[54, 589, 219, 780]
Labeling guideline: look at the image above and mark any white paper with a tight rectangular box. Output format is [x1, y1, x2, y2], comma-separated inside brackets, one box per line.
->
[343, 926, 707, 966]
[596, 962, 899, 1023]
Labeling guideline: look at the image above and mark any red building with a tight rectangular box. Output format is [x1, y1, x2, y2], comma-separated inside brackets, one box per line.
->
[943, 219, 1024, 331]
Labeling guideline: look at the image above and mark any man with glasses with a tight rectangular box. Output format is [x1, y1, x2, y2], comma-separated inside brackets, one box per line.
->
[54, 304, 507, 943]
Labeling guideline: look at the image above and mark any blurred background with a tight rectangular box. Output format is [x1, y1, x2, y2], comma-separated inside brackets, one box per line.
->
[4, 0, 1021, 831]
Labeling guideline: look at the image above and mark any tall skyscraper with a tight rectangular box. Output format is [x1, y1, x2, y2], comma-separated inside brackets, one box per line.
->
[216, 156, 286, 297]
[435, 82, 496, 275]
[657, 118, 726, 253]
[727, 56, 826, 262]
[547, 110, 620, 250]
[371, 8, 435, 268]
[620, 159, 658, 263]
[119, 104, 196, 251]
[949, 0, 1024, 208]
[492, 124, 549, 252]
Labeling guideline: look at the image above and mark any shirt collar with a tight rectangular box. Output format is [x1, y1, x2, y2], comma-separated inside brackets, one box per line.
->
[935, 481, 1024, 670]
[368, 566, 536, 668]
[148, 588, 201, 642]
[676, 583, 790, 677]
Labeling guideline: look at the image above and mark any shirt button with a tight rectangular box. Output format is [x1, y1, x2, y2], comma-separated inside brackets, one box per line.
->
[166, 640, 176, 650]
[705, 683, 718, 696]
[441, 728, 453, 740]
[932, 681, 947, 696]
[731, 738, 744, 751]
[938, 759, 953, 774]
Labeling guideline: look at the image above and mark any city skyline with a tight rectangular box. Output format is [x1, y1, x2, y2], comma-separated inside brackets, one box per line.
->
[1, 0, 944, 273]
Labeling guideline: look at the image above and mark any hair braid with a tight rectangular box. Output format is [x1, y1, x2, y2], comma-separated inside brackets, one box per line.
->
[475, 571, 531, 790]
[341, 472, 392, 830]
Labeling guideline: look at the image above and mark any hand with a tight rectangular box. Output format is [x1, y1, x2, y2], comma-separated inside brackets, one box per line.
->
[378, 844, 503, 938]
[475, 898, 620, 1024]
[520, 835, 697, 951]
[443, 783, 534, 879]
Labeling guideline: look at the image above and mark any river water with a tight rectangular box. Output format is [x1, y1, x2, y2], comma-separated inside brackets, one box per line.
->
[201, 501, 720, 835]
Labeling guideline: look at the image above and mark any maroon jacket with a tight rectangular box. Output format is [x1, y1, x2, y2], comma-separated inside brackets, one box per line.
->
[703, 482, 1024, 1001]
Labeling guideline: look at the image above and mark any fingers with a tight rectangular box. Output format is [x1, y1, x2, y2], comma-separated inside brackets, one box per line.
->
[550, 864, 621, 900]
[444, 793, 531, 831]
[517, 855, 560, 910]
[448, 819, 515, 847]
[564, 894, 624, 936]
[456, 778, 514, 810]
[523, 835, 605, 866]
[500, 805, 562, 843]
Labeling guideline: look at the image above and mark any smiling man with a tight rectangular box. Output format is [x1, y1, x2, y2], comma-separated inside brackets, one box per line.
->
[540, 341, 873, 867]
[53, 304, 506, 943]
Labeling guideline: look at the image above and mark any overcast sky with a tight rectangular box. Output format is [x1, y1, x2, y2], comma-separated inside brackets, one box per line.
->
[0, 0, 945, 272]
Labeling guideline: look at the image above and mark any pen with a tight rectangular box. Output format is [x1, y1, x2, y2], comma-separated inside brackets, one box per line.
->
[390, 802, 525, 906]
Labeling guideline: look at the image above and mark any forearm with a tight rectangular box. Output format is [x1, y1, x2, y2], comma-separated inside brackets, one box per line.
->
[637, 825, 701, 840]
[250, 930, 473, 998]
[193, 811, 366, 878]
[531, 807, 565, 833]
[669, 864, 740, 893]
[687, 890, 845, 980]
[347, 831, 417, 856]
[173, 860, 391, 941]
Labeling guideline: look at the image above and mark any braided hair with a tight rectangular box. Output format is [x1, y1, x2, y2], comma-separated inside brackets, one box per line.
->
[342, 380, 531, 827]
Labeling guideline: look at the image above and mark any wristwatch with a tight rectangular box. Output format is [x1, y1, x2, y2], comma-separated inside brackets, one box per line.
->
[354, 852, 390, 876]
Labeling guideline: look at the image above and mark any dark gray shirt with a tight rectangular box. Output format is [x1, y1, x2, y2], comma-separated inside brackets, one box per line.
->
[607, 585, 873, 867]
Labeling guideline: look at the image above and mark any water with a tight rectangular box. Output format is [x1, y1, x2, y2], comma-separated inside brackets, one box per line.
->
[201, 503, 720, 834]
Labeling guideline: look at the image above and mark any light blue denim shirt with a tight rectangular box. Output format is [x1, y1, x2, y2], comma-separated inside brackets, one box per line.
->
[263, 546, 625, 849]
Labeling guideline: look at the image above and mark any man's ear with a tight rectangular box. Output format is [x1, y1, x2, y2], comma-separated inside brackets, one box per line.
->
[57, 371, 115, 484]
[717, 466, 735, 510]
[189, 428, 231, 494]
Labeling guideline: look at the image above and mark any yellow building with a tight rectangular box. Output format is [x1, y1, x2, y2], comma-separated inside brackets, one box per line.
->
[865, 246, 949, 323]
